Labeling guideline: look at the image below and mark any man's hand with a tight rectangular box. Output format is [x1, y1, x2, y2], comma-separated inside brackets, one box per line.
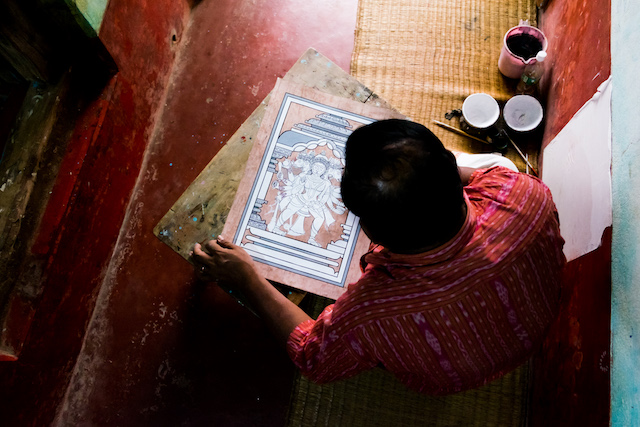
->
[191, 236, 257, 288]
[190, 236, 312, 346]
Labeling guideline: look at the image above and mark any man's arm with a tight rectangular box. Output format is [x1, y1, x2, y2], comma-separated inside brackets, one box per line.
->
[191, 237, 311, 346]
[455, 152, 520, 184]
[458, 166, 478, 186]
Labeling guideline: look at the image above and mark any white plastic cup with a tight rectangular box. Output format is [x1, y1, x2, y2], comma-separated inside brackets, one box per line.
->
[461, 93, 500, 134]
[503, 95, 543, 132]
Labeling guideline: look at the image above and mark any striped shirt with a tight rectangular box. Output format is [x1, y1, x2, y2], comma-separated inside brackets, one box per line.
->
[287, 167, 566, 394]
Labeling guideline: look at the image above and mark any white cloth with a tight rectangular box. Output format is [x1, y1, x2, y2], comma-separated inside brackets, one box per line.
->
[455, 152, 518, 172]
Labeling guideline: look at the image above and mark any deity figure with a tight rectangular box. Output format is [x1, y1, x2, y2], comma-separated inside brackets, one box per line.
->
[267, 152, 345, 247]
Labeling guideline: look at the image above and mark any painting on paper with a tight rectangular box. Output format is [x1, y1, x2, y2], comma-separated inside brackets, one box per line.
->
[222, 79, 404, 299]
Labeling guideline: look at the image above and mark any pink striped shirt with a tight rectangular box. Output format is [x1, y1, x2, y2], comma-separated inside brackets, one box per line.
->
[287, 167, 566, 394]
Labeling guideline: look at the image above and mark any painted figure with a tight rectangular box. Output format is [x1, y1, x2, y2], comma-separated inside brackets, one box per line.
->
[267, 151, 345, 247]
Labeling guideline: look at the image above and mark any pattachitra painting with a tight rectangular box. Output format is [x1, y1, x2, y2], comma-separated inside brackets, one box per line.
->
[222, 79, 405, 299]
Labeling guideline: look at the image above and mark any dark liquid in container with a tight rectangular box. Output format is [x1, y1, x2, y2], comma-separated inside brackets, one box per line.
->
[506, 33, 543, 59]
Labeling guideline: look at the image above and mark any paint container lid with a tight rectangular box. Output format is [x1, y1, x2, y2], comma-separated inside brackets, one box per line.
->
[535, 51, 547, 62]
[503, 95, 543, 132]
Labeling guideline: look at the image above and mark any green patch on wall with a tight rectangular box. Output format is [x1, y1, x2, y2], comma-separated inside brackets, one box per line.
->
[70, 0, 108, 33]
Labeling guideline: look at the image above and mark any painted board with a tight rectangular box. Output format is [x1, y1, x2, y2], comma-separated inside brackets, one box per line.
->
[222, 79, 405, 299]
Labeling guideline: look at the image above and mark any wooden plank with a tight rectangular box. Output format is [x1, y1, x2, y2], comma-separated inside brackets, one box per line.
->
[0, 78, 68, 358]
[154, 48, 398, 303]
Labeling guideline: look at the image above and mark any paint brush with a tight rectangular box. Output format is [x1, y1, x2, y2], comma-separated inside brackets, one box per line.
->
[503, 132, 538, 176]
[432, 120, 489, 145]
[433, 120, 538, 177]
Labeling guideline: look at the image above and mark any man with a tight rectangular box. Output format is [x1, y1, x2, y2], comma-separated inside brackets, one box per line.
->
[191, 119, 565, 394]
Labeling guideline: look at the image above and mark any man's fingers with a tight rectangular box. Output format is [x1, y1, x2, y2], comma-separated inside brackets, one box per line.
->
[216, 235, 235, 249]
[203, 239, 224, 254]
[203, 236, 235, 253]
[193, 243, 212, 261]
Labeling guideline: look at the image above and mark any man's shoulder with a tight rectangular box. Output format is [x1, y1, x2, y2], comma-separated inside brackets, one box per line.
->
[468, 165, 534, 184]
[465, 165, 559, 242]
[466, 166, 551, 204]
[465, 166, 563, 255]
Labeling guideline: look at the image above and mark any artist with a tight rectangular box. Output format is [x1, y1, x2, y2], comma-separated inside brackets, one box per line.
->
[191, 119, 566, 394]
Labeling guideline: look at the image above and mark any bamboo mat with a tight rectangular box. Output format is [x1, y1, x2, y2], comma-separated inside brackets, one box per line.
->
[287, 365, 530, 427]
[287, 366, 530, 427]
[286, 1, 538, 425]
[286, 297, 531, 427]
[351, 0, 539, 171]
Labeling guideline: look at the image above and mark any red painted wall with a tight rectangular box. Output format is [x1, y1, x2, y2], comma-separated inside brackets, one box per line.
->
[539, 0, 611, 147]
[0, 0, 189, 425]
[532, 0, 611, 424]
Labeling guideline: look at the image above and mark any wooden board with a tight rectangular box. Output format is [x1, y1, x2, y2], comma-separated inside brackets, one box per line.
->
[154, 48, 400, 303]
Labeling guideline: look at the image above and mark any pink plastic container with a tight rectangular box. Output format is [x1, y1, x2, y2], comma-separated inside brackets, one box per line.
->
[498, 24, 548, 79]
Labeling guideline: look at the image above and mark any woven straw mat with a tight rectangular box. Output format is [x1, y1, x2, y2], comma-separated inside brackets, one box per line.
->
[351, 0, 539, 169]
[287, 296, 531, 427]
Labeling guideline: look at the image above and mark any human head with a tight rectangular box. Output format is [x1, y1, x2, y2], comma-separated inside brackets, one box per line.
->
[311, 162, 327, 176]
[340, 119, 464, 253]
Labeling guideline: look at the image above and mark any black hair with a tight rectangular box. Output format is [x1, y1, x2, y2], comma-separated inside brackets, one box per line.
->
[340, 119, 464, 252]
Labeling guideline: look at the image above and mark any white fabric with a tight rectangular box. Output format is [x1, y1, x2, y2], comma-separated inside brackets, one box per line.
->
[455, 152, 519, 172]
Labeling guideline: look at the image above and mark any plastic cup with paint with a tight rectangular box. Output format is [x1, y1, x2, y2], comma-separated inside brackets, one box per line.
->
[498, 24, 548, 79]
[503, 95, 543, 132]
[460, 93, 500, 137]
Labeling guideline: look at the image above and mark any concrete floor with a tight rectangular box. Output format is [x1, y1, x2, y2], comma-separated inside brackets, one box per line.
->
[58, 0, 359, 425]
